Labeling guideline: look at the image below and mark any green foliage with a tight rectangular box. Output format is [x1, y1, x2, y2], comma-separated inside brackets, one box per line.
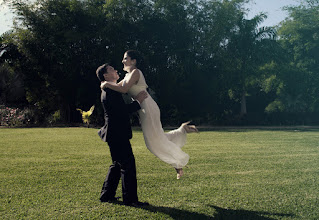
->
[222, 12, 278, 116]
[1, 127, 319, 219]
[265, 100, 284, 113]
[275, 0, 319, 113]
[46, 109, 62, 125]
[2, 0, 254, 125]
[1, 0, 319, 125]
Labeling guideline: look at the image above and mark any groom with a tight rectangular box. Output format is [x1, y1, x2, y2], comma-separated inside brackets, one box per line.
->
[96, 63, 149, 207]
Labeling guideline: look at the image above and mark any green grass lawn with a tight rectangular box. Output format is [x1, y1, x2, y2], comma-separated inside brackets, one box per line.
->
[1, 127, 318, 219]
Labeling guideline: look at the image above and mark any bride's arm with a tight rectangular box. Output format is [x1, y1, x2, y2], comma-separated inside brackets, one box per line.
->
[101, 69, 140, 94]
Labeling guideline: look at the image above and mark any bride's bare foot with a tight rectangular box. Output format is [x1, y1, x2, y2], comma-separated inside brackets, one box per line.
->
[181, 121, 199, 133]
[175, 168, 184, 179]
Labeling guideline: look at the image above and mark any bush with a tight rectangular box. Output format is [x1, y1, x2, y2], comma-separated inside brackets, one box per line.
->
[0, 105, 32, 127]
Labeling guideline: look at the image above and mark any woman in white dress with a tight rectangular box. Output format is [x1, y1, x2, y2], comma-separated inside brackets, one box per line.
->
[100, 50, 198, 179]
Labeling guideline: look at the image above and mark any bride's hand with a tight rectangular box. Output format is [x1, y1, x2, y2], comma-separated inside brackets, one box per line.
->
[100, 81, 108, 89]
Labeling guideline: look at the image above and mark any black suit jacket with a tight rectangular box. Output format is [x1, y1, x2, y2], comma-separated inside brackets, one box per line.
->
[98, 88, 141, 142]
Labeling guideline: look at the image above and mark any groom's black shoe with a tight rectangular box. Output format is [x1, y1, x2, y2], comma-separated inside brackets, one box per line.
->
[100, 196, 120, 203]
[125, 201, 149, 207]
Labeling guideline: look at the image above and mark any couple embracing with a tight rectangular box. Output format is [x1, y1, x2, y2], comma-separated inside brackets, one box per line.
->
[96, 50, 198, 206]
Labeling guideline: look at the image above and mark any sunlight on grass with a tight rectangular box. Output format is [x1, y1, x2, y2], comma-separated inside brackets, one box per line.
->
[1, 127, 318, 219]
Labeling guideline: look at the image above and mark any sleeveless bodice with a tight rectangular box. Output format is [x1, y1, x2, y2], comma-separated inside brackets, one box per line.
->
[123, 70, 148, 97]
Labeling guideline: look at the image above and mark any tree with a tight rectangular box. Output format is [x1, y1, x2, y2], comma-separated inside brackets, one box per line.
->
[271, 0, 319, 114]
[224, 13, 277, 118]
[3, 0, 299, 125]
[0, 34, 27, 106]
[2, 0, 111, 122]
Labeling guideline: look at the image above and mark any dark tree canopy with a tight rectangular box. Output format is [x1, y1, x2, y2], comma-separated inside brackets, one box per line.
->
[1, 0, 318, 126]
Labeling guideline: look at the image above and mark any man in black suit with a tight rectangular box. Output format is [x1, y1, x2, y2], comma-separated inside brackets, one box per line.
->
[96, 63, 148, 207]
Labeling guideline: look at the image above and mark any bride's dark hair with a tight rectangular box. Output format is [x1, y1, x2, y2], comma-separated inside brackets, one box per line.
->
[96, 63, 109, 82]
[125, 50, 143, 69]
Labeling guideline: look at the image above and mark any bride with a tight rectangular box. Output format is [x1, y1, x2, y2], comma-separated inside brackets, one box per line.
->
[100, 50, 198, 179]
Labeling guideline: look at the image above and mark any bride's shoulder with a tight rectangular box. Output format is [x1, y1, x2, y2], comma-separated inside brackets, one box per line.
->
[131, 69, 143, 78]
[131, 68, 142, 74]
[135, 69, 145, 77]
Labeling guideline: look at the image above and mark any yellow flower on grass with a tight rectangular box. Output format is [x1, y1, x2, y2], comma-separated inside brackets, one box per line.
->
[77, 105, 95, 126]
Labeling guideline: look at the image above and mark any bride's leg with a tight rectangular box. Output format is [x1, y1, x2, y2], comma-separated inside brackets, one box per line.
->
[181, 121, 199, 133]
[165, 127, 187, 148]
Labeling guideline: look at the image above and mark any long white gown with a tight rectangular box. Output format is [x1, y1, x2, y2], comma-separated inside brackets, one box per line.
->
[123, 69, 189, 169]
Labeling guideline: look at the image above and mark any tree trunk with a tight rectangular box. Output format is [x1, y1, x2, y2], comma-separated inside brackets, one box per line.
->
[240, 91, 247, 117]
[60, 103, 71, 124]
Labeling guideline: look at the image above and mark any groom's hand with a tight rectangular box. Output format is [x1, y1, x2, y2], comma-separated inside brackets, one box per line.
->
[135, 91, 148, 104]
[100, 81, 108, 89]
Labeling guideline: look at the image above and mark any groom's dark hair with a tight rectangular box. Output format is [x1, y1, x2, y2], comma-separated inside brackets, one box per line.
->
[96, 63, 109, 82]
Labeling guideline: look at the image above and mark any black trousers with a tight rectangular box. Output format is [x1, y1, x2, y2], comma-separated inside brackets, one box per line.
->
[100, 139, 138, 204]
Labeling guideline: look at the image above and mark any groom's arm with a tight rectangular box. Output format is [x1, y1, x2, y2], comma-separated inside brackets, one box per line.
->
[126, 91, 148, 113]
[127, 101, 141, 114]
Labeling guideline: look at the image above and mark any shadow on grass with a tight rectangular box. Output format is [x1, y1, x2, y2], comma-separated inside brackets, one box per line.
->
[208, 205, 294, 220]
[111, 201, 295, 219]
[196, 126, 319, 133]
